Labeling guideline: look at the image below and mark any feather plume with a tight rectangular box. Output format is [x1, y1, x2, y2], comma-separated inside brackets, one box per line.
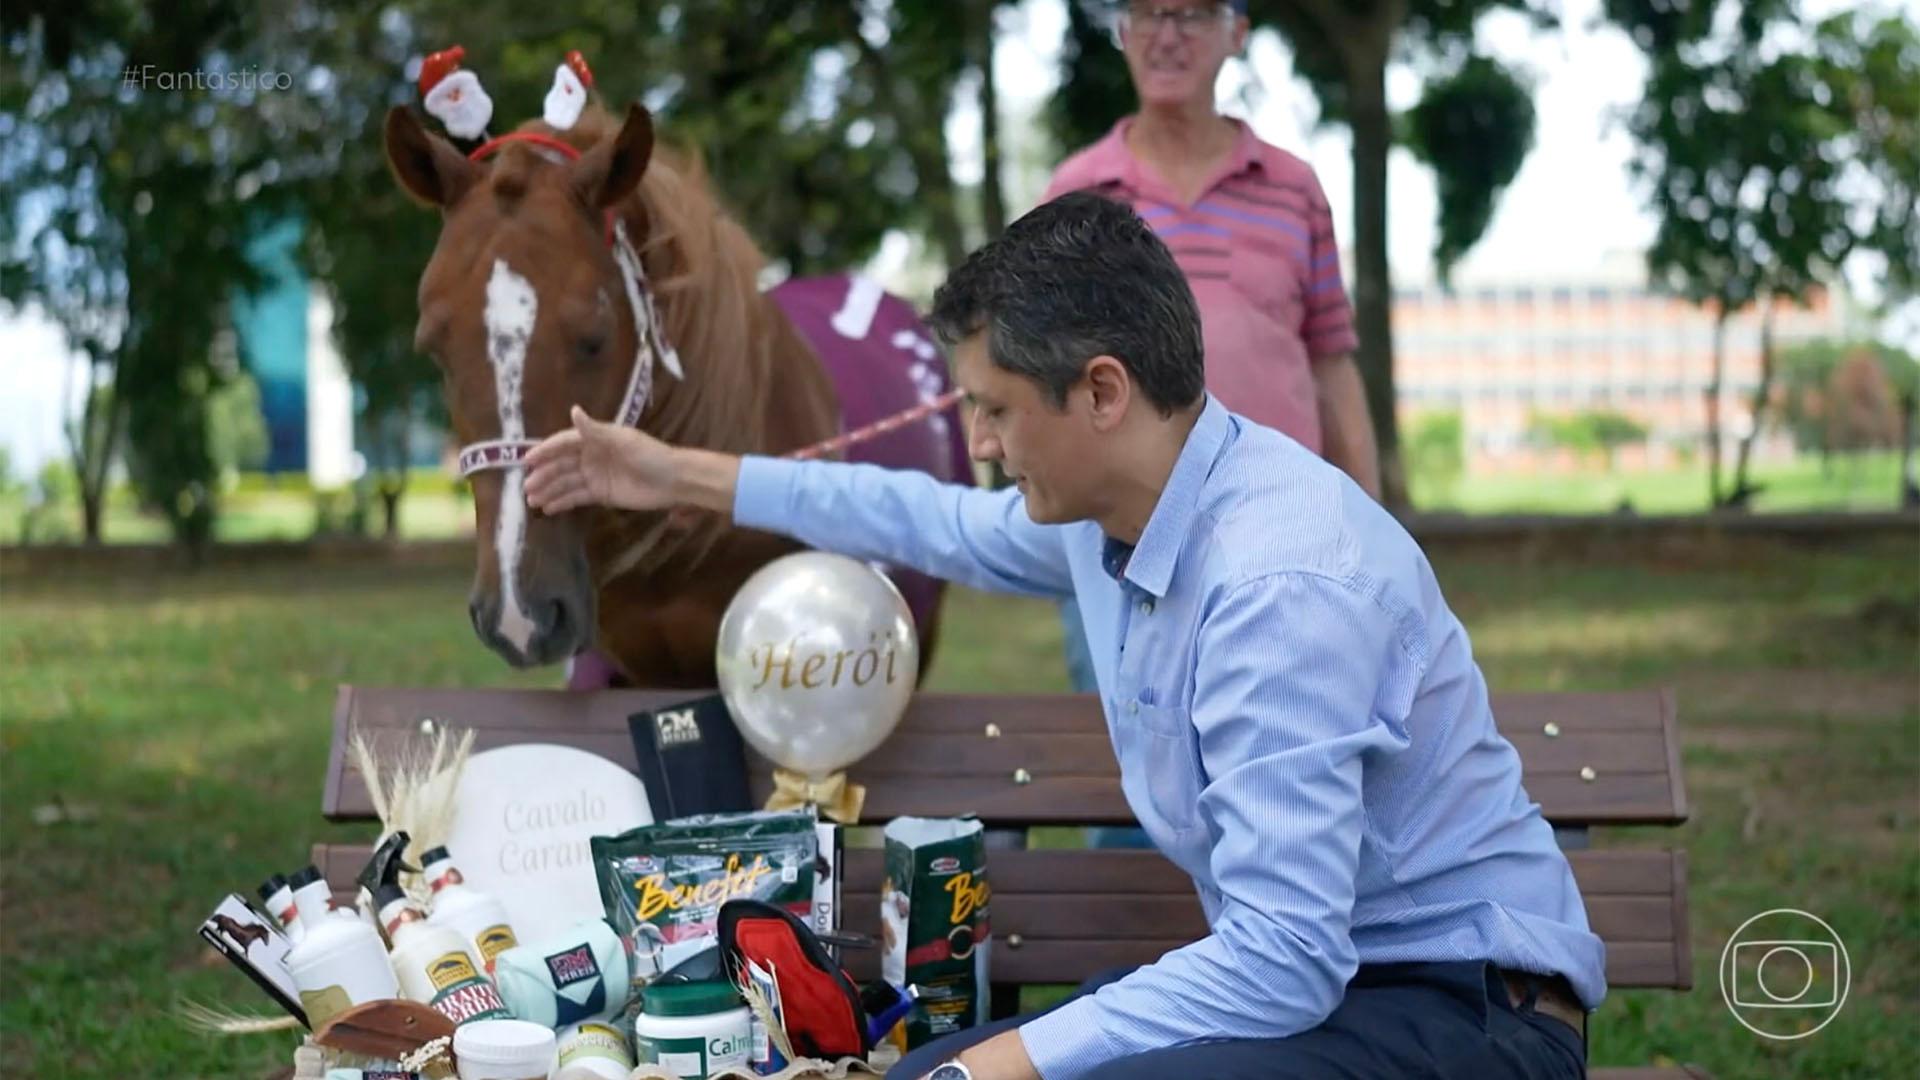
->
[349, 724, 474, 902]
[738, 977, 796, 1062]
[177, 999, 302, 1035]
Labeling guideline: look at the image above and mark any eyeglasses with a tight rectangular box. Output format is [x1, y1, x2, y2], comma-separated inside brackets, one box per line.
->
[1121, 3, 1232, 39]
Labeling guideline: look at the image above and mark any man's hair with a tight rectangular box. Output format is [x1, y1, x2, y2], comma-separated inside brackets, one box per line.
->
[926, 191, 1205, 417]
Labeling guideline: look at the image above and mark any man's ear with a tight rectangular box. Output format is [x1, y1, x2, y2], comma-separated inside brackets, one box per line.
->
[1082, 354, 1133, 431]
[384, 106, 479, 207]
[571, 102, 655, 210]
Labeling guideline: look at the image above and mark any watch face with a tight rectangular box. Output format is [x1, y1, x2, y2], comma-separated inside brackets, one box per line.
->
[929, 1066, 971, 1080]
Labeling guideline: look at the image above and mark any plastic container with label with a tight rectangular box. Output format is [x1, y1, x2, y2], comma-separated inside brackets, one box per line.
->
[453, 1019, 558, 1080]
[553, 1020, 634, 1080]
[633, 981, 752, 1080]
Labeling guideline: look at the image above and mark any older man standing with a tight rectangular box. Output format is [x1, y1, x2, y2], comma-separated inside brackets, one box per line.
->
[1046, 0, 1380, 701]
[1045, 0, 1378, 488]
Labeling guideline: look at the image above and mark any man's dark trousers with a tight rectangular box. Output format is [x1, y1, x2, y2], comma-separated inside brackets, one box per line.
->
[887, 960, 1587, 1079]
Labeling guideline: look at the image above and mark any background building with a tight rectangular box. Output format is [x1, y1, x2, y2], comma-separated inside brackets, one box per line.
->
[1393, 252, 1854, 474]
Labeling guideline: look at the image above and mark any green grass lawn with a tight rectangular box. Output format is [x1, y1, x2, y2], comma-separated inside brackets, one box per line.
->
[1, 450, 1908, 547]
[2, 534, 1915, 1077]
[1413, 450, 1908, 515]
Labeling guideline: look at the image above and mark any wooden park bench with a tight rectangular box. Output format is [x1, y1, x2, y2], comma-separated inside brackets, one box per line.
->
[314, 686, 1698, 1079]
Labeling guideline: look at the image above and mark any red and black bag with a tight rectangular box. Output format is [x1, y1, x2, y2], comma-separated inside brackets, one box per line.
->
[718, 898, 868, 1059]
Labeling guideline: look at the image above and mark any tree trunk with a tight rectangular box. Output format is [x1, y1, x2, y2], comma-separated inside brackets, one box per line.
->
[69, 363, 123, 547]
[1727, 303, 1776, 509]
[973, 0, 1008, 240]
[1344, 37, 1407, 509]
[80, 491, 105, 543]
[1706, 309, 1728, 507]
[1900, 389, 1918, 509]
[381, 484, 403, 541]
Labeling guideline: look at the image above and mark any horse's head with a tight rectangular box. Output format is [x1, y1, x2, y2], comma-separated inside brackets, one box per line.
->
[384, 101, 658, 669]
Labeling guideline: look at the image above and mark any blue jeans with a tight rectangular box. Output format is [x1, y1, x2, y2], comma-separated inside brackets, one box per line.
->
[1058, 596, 1151, 850]
[887, 961, 1585, 1079]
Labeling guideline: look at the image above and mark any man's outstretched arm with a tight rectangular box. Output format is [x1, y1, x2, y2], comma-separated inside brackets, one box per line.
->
[526, 406, 1073, 598]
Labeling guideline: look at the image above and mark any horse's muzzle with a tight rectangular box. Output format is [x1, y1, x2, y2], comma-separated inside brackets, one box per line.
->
[469, 586, 592, 669]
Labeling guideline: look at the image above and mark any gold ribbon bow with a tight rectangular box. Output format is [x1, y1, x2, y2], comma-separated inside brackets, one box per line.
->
[765, 768, 865, 824]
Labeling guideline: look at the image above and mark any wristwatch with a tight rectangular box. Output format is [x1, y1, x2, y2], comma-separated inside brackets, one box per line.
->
[927, 1063, 973, 1080]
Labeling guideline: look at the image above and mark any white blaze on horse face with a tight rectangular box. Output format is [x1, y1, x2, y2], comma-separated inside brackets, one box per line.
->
[484, 258, 540, 655]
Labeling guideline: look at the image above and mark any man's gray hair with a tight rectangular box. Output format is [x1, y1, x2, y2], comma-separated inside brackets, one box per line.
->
[927, 191, 1205, 416]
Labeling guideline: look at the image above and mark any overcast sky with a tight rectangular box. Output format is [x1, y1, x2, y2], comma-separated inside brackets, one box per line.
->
[3, 0, 1911, 477]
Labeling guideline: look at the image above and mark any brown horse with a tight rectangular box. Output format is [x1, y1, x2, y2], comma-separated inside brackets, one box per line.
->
[384, 101, 965, 687]
[214, 913, 273, 953]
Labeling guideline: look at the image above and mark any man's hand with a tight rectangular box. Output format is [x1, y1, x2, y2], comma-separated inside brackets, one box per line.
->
[524, 405, 742, 515]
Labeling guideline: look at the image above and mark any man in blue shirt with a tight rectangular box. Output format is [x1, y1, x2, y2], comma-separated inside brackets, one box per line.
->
[525, 193, 1602, 1079]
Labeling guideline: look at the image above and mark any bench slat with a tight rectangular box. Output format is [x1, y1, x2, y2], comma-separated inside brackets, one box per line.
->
[326, 687, 1687, 825]
[308, 844, 1689, 990]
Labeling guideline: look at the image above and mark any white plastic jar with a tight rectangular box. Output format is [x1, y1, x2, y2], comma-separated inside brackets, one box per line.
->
[454, 1019, 558, 1080]
[632, 981, 753, 1080]
[554, 1020, 635, 1080]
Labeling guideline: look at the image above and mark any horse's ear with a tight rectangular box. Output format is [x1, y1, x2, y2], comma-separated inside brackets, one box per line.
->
[384, 105, 478, 208]
[571, 102, 654, 211]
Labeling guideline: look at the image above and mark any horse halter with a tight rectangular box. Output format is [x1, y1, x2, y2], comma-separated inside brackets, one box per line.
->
[452, 131, 681, 479]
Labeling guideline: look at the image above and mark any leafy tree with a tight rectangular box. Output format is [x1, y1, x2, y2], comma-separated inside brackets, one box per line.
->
[1049, 0, 1549, 509]
[1527, 411, 1596, 458]
[1527, 409, 1647, 472]
[1404, 410, 1464, 506]
[1402, 55, 1535, 285]
[1, 4, 334, 547]
[21, 458, 80, 543]
[1825, 351, 1903, 452]
[207, 369, 271, 480]
[1587, 410, 1649, 472]
[1612, 1, 1917, 508]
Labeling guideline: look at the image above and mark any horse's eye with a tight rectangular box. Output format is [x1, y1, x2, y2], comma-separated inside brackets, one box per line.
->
[577, 334, 605, 363]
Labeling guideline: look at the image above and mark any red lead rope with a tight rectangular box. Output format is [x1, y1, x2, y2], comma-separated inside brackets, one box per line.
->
[787, 388, 966, 462]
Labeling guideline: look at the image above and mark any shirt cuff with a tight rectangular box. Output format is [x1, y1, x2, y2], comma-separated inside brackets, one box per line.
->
[1017, 995, 1121, 1080]
[730, 455, 803, 532]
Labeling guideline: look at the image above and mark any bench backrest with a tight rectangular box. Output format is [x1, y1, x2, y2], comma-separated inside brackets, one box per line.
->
[324, 687, 1688, 826]
[313, 685, 1691, 992]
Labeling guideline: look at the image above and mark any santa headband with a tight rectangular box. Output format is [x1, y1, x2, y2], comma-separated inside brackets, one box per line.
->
[417, 46, 598, 140]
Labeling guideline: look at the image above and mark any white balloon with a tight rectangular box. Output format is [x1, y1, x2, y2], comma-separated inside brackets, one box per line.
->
[715, 552, 918, 776]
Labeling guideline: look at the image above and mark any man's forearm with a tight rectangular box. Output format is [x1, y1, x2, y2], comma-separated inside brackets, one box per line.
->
[1315, 354, 1381, 499]
[953, 1028, 1040, 1080]
[667, 446, 744, 514]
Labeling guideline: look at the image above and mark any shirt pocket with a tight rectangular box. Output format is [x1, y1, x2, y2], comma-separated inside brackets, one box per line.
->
[1227, 234, 1304, 329]
[1119, 701, 1206, 842]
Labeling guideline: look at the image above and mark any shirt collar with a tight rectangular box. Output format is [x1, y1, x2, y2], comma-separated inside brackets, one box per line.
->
[1083, 116, 1267, 193]
[1118, 395, 1232, 599]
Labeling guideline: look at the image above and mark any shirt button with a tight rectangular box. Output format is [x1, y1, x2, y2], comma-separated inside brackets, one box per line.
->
[1127, 701, 1140, 716]
[1140, 599, 1154, 615]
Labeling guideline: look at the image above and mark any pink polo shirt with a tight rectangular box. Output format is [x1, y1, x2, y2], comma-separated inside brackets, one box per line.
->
[1042, 118, 1358, 453]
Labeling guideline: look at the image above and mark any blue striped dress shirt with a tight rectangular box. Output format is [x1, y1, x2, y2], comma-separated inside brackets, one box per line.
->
[732, 394, 1607, 1079]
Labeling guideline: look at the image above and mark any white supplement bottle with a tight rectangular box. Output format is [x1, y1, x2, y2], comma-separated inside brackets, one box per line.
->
[374, 882, 512, 1027]
[283, 865, 400, 1028]
[259, 873, 303, 943]
[633, 981, 752, 1080]
[420, 845, 519, 976]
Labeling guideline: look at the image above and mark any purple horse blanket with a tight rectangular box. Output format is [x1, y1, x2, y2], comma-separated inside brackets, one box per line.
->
[569, 273, 971, 690]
